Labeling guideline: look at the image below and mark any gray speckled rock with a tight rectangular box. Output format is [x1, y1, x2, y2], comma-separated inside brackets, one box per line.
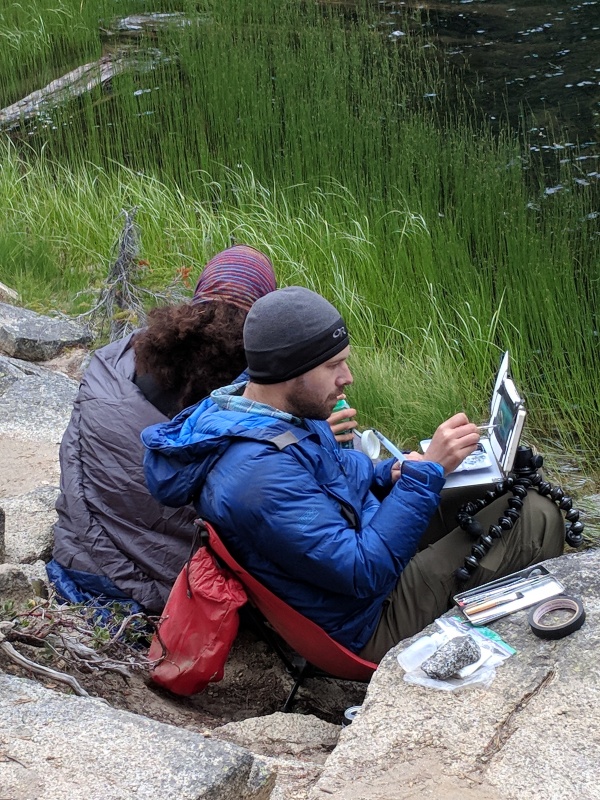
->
[2, 485, 60, 563]
[0, 302, 90, 361]
[0, 355, 77, 441]
[309, 550, 600, 800]
[214, 711, 340, 761]
[0, 672, 275, 800]
[421, 635, 481, 679]
[0, 506, 4, 562]
[0, 560, 47, 597]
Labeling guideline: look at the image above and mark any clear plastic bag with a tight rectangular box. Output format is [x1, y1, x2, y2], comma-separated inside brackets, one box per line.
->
[397, 615, 515, 692]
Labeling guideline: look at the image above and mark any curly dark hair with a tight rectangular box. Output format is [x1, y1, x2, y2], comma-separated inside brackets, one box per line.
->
[133, 301, 248, 414]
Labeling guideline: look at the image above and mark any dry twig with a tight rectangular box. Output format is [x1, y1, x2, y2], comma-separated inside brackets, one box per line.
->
[63, 208, 189, 343]
[0, 598, 156, 698]
[0, 640, 91, 697]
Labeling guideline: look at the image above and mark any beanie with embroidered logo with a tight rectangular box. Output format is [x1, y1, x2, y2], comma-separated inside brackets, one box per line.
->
[243, 286, 349, 384]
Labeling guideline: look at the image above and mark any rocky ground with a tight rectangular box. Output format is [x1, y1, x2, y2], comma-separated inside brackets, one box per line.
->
[0, 305, 366, 799]
[2, 301, 600, 800]
[0, 615, 366, 731]
[0, 432, 366, 732]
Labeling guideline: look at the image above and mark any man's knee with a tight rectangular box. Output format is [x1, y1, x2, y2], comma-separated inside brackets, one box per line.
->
[520, 490, 565, 555]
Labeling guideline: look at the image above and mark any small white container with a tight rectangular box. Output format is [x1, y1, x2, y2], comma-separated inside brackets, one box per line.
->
[396, 632, 446, 672]
[342, 705, 362, 726]
[359, 429, 381, 460]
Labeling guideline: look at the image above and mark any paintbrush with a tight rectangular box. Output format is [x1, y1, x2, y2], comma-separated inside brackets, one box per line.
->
[465, 591, 525, 615]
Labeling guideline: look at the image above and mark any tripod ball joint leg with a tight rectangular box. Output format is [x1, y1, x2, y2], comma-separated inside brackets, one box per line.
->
[453, 445, 585, 584]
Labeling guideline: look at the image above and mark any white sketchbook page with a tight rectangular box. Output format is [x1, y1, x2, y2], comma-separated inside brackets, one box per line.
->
[420, 437, 503, 488]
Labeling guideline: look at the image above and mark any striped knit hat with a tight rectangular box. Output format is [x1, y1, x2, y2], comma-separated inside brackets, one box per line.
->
[192, 245, 276, 312]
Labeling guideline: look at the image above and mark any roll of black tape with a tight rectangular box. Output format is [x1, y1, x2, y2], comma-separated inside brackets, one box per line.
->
[528, 595, 585, 640]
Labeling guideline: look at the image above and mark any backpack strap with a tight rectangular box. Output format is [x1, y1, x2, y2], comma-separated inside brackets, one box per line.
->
[266, 429, 360, 530]
[200, 422, 360, 531]
[265, 430, 301, 450]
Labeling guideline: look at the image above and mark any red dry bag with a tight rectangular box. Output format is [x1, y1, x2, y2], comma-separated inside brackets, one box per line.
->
[148, 522, 247, 696]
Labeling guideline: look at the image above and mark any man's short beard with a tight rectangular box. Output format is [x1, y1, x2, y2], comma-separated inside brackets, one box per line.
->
[284, 376, 337, 420]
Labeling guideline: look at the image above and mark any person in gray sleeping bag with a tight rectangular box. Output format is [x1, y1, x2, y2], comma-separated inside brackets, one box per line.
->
[47, 245, 277, 613]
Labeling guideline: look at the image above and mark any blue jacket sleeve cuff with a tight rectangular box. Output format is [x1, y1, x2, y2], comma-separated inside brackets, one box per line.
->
[400, 459, 445, 491]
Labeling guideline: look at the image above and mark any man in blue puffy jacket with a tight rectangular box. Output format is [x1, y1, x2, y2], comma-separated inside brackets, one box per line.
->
[142, 287, 564, 662]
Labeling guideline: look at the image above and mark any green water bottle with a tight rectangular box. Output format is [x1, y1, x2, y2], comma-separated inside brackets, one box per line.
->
[332, 398, 354, 449]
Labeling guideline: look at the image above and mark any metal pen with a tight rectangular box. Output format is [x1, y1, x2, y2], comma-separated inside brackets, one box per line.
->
[458, 575, 547, 608]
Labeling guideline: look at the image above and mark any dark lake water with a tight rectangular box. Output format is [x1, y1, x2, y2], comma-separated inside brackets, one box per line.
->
[379, 0, 600, 183]
[5, 2, 599, 195]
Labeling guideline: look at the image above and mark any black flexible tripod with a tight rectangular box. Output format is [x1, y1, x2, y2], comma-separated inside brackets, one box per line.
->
[454, 445, 585, 583]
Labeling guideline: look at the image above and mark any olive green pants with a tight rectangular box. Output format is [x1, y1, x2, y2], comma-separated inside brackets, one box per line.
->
[359, 490, 565, 663]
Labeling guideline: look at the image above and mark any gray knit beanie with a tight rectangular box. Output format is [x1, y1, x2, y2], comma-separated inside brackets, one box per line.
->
[244, 286, 349, 384]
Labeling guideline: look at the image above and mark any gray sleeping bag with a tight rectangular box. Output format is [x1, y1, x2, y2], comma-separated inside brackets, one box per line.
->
[52, 333, 198, 612]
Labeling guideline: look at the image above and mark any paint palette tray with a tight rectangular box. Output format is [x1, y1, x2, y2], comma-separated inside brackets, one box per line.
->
[453, 565, 565, 626]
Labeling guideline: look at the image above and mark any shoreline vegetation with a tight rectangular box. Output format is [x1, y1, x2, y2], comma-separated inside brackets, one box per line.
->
[0, 1, 598, 489]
